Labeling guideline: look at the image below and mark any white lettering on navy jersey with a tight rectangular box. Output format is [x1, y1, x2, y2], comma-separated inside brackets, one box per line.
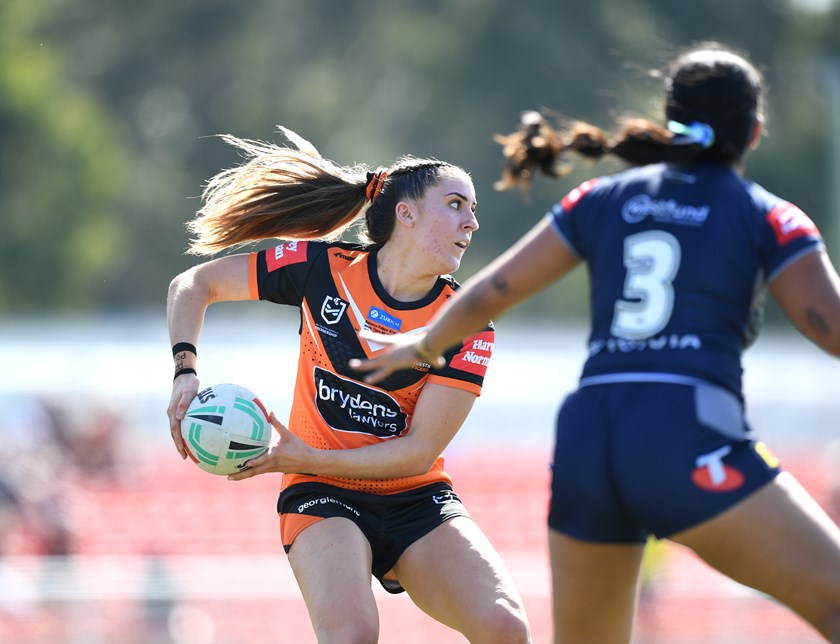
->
[612, 231, 680, 339]
[588, 333, 702, 357]
[622, 195, 710, 226]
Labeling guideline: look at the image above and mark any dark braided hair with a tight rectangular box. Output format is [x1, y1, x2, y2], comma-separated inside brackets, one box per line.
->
[362, 159, 454, 246]
[495, 41, 765, 194]
[186, 126, 463, 255]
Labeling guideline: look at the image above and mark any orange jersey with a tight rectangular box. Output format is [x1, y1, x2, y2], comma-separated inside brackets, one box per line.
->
[248, 241, 494, 494]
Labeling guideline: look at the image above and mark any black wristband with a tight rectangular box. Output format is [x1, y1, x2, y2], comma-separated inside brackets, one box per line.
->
[172, 342, 197, 357]
[174, 367, 197, 380]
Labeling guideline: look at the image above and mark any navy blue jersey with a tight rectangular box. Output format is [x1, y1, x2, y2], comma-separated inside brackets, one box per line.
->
[549, 162, 822, 398]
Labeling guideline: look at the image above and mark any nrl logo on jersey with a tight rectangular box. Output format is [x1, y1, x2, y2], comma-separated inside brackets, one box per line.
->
[321, 296, 347, 325]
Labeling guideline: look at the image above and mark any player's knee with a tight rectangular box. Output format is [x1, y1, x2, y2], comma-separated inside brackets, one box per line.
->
[312, 616, 379, 644]
[469, 599, 531, 644]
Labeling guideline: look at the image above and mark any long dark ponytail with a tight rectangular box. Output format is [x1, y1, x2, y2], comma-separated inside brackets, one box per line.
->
[494, 42, 765, 194]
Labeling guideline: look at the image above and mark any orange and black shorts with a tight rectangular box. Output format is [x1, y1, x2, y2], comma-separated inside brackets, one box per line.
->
[278, 481, 470, 593]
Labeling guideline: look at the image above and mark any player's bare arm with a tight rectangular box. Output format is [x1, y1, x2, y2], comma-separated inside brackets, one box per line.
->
[770, 248, 840, 356]
[229, 384, 475, 481]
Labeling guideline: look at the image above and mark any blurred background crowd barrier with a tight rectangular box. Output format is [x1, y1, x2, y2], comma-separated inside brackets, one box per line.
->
[4, 0, 840, 641]
[0, 319, 837, 643]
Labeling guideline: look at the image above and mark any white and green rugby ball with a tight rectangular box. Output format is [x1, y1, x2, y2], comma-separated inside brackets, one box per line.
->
[180, 383, 271, 476]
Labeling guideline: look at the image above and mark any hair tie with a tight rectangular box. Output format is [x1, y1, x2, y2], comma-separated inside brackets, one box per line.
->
[365, 169, 389, 204]
[667, 120, 715, 149]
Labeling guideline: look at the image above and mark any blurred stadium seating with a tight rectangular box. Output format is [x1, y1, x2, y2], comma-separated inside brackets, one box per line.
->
[0, 435, 830, 643]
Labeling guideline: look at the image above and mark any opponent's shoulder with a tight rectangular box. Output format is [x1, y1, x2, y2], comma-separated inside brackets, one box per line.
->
[601, 163, 669, 189]
[559, 164, 665, 208]
[739, 178, 793, 213]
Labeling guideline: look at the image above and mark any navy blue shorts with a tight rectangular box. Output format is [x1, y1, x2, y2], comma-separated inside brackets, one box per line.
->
[278, 481, 470, 593]
[548, 381, 781, 543]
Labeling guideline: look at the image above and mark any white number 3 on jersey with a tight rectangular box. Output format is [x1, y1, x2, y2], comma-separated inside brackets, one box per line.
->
[611, 231, 681, 340]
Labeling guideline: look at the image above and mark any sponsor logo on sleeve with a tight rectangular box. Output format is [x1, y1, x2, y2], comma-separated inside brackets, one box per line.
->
[558, 178, 598, 213]
[266, 241, 307, 272]
[767, 203, 819, 246]
[451, 330, 494, 376]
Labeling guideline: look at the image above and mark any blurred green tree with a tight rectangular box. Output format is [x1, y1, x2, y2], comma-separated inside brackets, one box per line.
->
[1, 0, 838, 322]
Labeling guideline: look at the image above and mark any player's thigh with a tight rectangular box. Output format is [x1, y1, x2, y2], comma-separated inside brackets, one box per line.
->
[391, 516, 530, 642]
[550, 529, 645, 644]
[672, 472, 840, 628]
[287, 517, 378, 633]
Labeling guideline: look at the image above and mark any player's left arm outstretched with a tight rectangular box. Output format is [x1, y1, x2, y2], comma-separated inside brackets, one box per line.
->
[228, 382, 476, 481]
[166, 254, 251, 458]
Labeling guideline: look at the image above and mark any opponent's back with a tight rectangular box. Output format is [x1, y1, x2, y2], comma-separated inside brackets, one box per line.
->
[550, 162, 822, 397]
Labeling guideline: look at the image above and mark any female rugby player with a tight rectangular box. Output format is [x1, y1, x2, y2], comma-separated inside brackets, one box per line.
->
[351, 42, 840, 643]
[166, 127, 531, 643]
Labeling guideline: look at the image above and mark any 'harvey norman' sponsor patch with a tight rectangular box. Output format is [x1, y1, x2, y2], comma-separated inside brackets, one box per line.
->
[266, 241, 308, 272]
[450, 330, 494, 377]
